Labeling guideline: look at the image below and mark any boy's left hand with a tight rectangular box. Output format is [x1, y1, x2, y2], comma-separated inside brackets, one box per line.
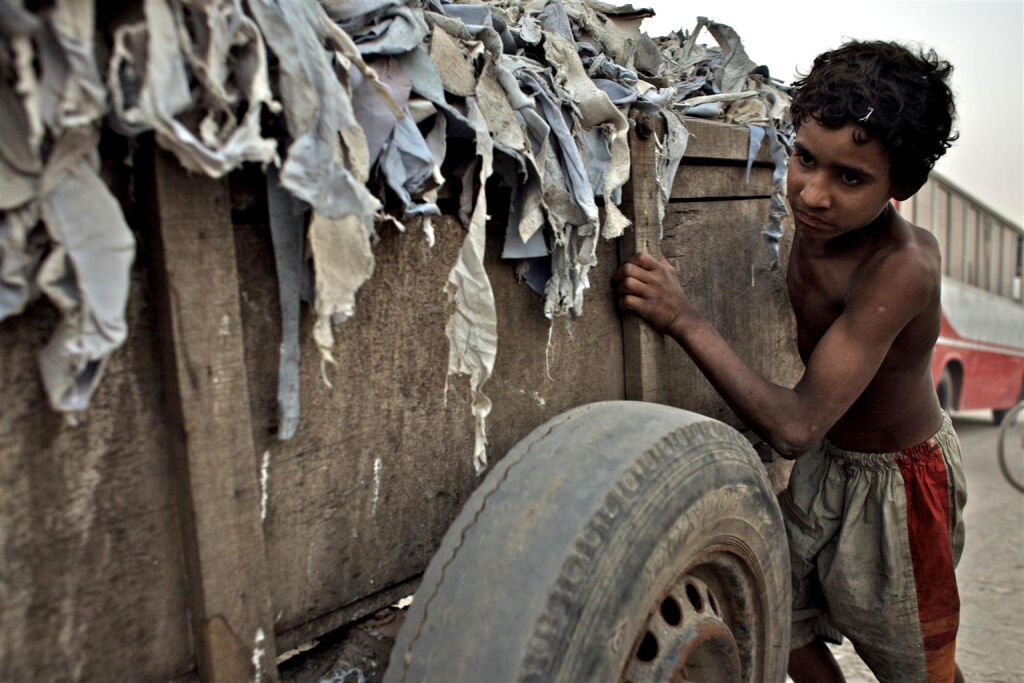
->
[613, 253, 694, 335]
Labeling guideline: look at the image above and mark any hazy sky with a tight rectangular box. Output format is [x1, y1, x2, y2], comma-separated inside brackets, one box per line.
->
[641, 0, 1024, 226]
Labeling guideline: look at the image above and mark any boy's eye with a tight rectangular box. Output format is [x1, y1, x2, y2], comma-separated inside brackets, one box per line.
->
[796, 152, 814, 167]
[840, 171, 863, 185]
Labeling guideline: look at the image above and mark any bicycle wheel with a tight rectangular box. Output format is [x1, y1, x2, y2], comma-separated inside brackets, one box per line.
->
[997, 401, 1024, 494]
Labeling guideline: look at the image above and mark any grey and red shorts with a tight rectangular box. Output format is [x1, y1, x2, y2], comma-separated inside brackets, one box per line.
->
[780, 413, 966, 682]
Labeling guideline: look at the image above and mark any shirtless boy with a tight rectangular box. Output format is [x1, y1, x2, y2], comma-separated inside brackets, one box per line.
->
[614, 41, 966, 682]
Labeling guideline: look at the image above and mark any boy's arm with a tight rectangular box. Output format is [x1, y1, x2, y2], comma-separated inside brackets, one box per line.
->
[613, 252, 933, 457]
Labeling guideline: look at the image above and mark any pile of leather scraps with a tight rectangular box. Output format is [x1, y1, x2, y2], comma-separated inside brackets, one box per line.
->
[0, 0, 792, 472]
[649, 16, 792, 257]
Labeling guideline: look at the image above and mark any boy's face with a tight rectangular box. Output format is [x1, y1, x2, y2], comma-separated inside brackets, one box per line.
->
[787, 118, 896, 240]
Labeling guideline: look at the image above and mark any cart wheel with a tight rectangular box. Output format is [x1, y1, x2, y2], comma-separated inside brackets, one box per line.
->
[384, 401, 791, 683]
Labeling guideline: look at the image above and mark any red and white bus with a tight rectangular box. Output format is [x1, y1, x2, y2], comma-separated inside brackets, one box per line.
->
[898, 172, 1024, 423]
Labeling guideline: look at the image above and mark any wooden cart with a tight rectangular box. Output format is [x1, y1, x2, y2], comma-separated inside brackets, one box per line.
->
[0, 116, 800, 681]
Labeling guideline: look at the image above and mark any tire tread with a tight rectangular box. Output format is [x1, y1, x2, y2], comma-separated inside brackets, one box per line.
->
[519, 422, 761, 681]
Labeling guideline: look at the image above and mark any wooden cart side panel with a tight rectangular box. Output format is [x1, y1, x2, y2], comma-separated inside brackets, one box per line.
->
[0, 112, 797, 678]
[251, 116, 794, 649]
[683, 118, 775, 164]
[235, 211, 478, 646]
[0, 257, 194, 679]
[142, 147, 278, 681]
[671, 164, 773, 200]
[235, 188, 627, 648]
[486, 228, 627, 465]
[657, 199, 801, 423]
[622, 117, 802, 427]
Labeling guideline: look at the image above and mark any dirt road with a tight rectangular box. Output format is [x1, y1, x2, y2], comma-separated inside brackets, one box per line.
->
[832, 411, 1024, 681]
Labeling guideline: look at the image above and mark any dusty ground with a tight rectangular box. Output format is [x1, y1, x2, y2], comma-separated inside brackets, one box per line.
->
[280, 411, 1024, 682]
[278, 608, 405, 683]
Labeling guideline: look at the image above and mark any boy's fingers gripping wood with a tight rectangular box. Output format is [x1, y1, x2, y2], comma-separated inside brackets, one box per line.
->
[614, 252, 692, 335]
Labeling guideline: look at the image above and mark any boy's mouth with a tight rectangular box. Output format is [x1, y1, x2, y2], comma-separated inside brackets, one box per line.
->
[793, 209, 833, 229]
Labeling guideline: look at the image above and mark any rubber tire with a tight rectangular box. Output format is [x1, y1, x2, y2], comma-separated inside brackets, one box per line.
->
[998, 402, 1024, 493]
[937, 368, 955, 412]
[384, 401, 790, 683]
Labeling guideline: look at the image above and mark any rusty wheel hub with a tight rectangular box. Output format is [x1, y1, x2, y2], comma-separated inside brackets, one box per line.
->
[624, 574, 743, 683]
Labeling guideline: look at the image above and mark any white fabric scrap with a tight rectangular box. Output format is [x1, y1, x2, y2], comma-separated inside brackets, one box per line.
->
[444, 96, 498, 474]
[41, 0, 107, 133]
[37, 145, 135, 413]
[8, 10, 43, 157]
[309, 212, 375, 383]
[0, 12, 42, 212]
[703, 18, 758, 95]
[565, 0, 650, 67]
[248, 0, 391, 221]
[429, 24, 476, 97]
[107, 0, 277, 177]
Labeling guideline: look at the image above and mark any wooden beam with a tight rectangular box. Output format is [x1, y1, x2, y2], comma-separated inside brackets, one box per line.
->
[620, 111, 668, 403]
[670, 164, 772, 200]
[681, 118, 774, 163]
[141, 142, 278, 682]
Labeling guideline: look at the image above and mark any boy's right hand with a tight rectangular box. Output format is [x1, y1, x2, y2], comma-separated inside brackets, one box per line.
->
[613, 253, 694, 336]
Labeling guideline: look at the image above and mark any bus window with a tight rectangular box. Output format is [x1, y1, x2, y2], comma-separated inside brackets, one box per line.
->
[1001, 224, 1018, 299]
[982, 216, 996, 293]
[934, 186, 950, 273]
[965, 207, 979, 286]
[949, 193, 965, 281]
[1016, 232, 1023, 302]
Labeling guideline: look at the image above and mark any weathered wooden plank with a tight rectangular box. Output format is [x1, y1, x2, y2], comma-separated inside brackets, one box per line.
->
[234, 189, 627, 638]
[486, 198, 626, 462]
[682, 118, 774, 163]
[234, 211, 478, 638]
[620, 112, 669, 401]
[142, 146, 277, 681]
[652, 200, 801, 425]
[670, 163, 773, 200]
[0, 264, 195, 681]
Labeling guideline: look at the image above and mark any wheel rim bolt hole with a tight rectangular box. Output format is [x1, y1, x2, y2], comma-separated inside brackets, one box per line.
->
[660, 596, 682, 626]
[637, 631, 659, 662]
[685, 582, 703, 611]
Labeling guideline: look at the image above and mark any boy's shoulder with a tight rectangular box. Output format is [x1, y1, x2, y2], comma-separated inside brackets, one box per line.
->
[852, 209, 941, 306]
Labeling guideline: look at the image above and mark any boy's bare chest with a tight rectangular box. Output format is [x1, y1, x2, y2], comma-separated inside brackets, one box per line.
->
[786, 254, 859, 359]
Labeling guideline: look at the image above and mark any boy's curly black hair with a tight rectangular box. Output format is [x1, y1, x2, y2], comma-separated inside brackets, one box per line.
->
[790, 40, 958, 196]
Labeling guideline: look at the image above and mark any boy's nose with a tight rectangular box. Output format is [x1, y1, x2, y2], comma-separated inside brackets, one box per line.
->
[800, 176, 831, 209]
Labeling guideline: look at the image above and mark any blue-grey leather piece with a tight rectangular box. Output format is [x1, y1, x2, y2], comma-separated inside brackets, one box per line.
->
[266, 168, 304, 441]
